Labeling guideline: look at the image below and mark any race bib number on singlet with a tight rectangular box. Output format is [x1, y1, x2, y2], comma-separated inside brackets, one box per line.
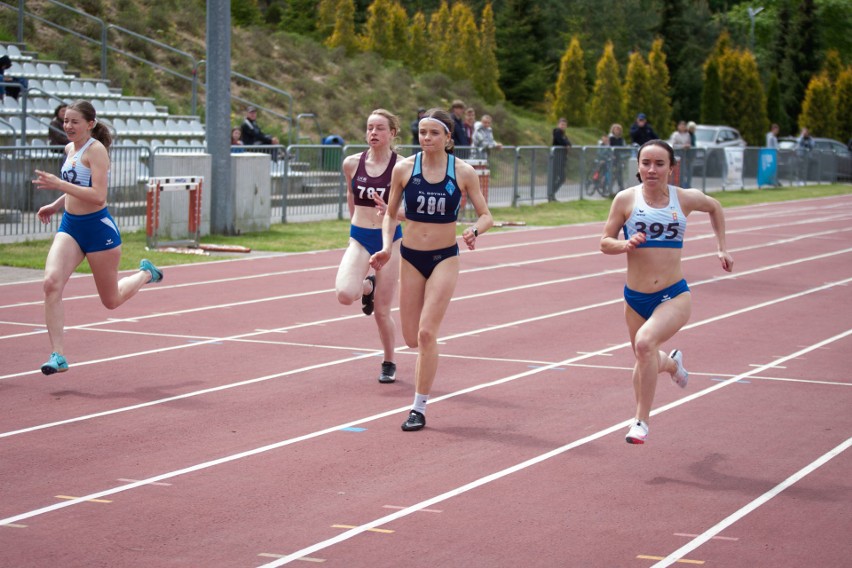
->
[635, 221, 680, 240]
[416, 195, 447, 216]
[357, 185, 386, 202]
[61, 169, 80, 185]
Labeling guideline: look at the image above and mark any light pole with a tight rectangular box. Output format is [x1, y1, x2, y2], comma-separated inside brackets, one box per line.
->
[748, 6, 764, 52]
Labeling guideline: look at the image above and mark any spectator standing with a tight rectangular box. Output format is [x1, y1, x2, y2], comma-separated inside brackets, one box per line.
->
[410, 107, 426, 146]
[795, 127, 814, 185]
[48, 104, 70, 151]
[464, 107, 476, 143]
[669, 120, 693, 187]
[609, 123, 626, 193]
[549, 117, 572, 201]
[687, 121, 697, 147]
[629, 113, 658, 146]
[449, 100, 470, 150]
[471, 114, 502, 159]
[765, 124, 779, 149]
[0, 55, 28, 100]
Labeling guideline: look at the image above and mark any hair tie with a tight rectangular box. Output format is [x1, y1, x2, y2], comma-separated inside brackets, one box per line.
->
[419, 117, 450, 134]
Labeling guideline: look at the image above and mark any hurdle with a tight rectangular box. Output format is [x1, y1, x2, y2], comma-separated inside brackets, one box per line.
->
[146, 176, 203, 250]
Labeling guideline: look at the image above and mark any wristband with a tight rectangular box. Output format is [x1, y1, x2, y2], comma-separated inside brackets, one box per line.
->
[473, 227, 478, 237]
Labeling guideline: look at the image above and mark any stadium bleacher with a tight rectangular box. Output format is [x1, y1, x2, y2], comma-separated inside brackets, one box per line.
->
[0, 43, 206, 146]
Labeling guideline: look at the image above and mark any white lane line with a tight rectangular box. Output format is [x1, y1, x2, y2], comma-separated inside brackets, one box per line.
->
[0, 264, 340, 309]
[2, 210, 849, 316]
[1, 319, 849, 533]
[1, 271, 850, 440]
[4, 225, 847, 349]
[651, 437, 852, 568]
[255, 329, 852, 567]
[1, 222, 849, 347]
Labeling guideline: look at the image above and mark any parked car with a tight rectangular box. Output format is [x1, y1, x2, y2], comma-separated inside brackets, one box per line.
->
[813, 138, 852, 181]
[777, 136, 851, 182]
[691, 124, 747, 176]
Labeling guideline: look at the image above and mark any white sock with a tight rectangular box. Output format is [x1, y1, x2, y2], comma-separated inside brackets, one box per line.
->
[412, 392, 429, 414]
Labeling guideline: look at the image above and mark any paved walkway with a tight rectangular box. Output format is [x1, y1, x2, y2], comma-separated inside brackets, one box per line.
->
[0, 266, 42, 284]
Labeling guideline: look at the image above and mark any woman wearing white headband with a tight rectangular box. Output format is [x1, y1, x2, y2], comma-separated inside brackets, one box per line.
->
[370, 108, 493, 431]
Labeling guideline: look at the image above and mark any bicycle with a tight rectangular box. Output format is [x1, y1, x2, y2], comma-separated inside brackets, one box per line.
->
[585, 154, 614, 197]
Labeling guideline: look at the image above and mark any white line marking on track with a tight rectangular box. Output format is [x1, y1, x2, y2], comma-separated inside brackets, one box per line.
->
[7, 230, 844, 374]
[254, 329, 852, 566]
[673, 533, 739, 541]
[1, 225, 849, 347]
[116, 478, 172, 486]
[2, 271, 850, 440]
[651, 437, 852, 568]
[1, 313, 849, 534]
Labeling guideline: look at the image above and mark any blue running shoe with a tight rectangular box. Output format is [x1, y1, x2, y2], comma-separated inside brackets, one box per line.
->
[40, 352, 69, 375]
[139, 258, 163, 283]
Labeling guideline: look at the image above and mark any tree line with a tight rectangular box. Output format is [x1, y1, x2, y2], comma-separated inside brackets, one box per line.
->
[237, 0, 851, 145]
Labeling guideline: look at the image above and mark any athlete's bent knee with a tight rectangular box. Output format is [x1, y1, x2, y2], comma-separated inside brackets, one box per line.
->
[100, 295, 122, 310]
[632, 333, 658, 361]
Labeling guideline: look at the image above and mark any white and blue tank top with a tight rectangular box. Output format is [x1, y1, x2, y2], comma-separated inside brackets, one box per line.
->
[60, 138, 97, 187]
[403, 152, 462, 224]
[622, 185, 687, 248]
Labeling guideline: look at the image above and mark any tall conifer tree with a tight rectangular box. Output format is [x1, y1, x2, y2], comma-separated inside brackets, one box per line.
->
[325, 0, 358, 54]
[475, 3, 503, 104]
[799, 75, 836, 139]
[701, 59, 722, 124]
[551, 36, 587, 126]
[623, 51, 653, 132]
[362, 0, 407, 60]
[495, 0, 548, 107]
[407, 12, 429, 75]
[449, 2, 480, 82]
[429, 1, 453, 77]
[835, 68, 852, 144]
[589, 42, 623, 133]
[647, 38, 674, 135]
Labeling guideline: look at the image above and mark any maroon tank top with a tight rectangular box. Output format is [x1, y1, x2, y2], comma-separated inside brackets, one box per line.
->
[351, 151, 398, 207]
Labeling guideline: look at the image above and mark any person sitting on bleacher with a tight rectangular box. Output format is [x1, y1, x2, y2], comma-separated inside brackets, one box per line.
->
[0, 55, 30, 100]
[240, 105, 278, 146]
[0, 55, 29, 100]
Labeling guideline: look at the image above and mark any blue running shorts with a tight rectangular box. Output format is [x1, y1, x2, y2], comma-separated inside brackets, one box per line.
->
[58, 207, 122, 254]
[623, 279, 690, 320]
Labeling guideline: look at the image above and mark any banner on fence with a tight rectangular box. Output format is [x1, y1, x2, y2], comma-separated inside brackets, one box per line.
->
[757, 148, 778, 187]
[724, 148, 745, 189]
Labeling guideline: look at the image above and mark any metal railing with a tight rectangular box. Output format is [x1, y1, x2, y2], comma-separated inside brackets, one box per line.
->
[0, 144, 846, 242]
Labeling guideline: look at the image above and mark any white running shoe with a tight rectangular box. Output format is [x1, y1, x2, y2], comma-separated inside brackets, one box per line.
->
[626, 420, 649, 444]
[670, 349, 688, 388]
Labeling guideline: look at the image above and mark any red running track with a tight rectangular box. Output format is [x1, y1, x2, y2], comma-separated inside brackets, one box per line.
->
[0, 195, 850, 567]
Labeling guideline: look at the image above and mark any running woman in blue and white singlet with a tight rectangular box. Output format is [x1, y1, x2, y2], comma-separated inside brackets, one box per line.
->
[33, 99, 163, 376]
[335, 109, 404, 384]
[370, 108, 493, 432]
[601, 140, 733, 445]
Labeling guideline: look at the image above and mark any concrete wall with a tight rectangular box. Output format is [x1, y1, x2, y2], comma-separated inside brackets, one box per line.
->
[231, 152, 271, 233]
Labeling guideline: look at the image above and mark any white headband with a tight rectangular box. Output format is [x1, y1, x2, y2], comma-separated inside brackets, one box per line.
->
[419, 117, 450, 134]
